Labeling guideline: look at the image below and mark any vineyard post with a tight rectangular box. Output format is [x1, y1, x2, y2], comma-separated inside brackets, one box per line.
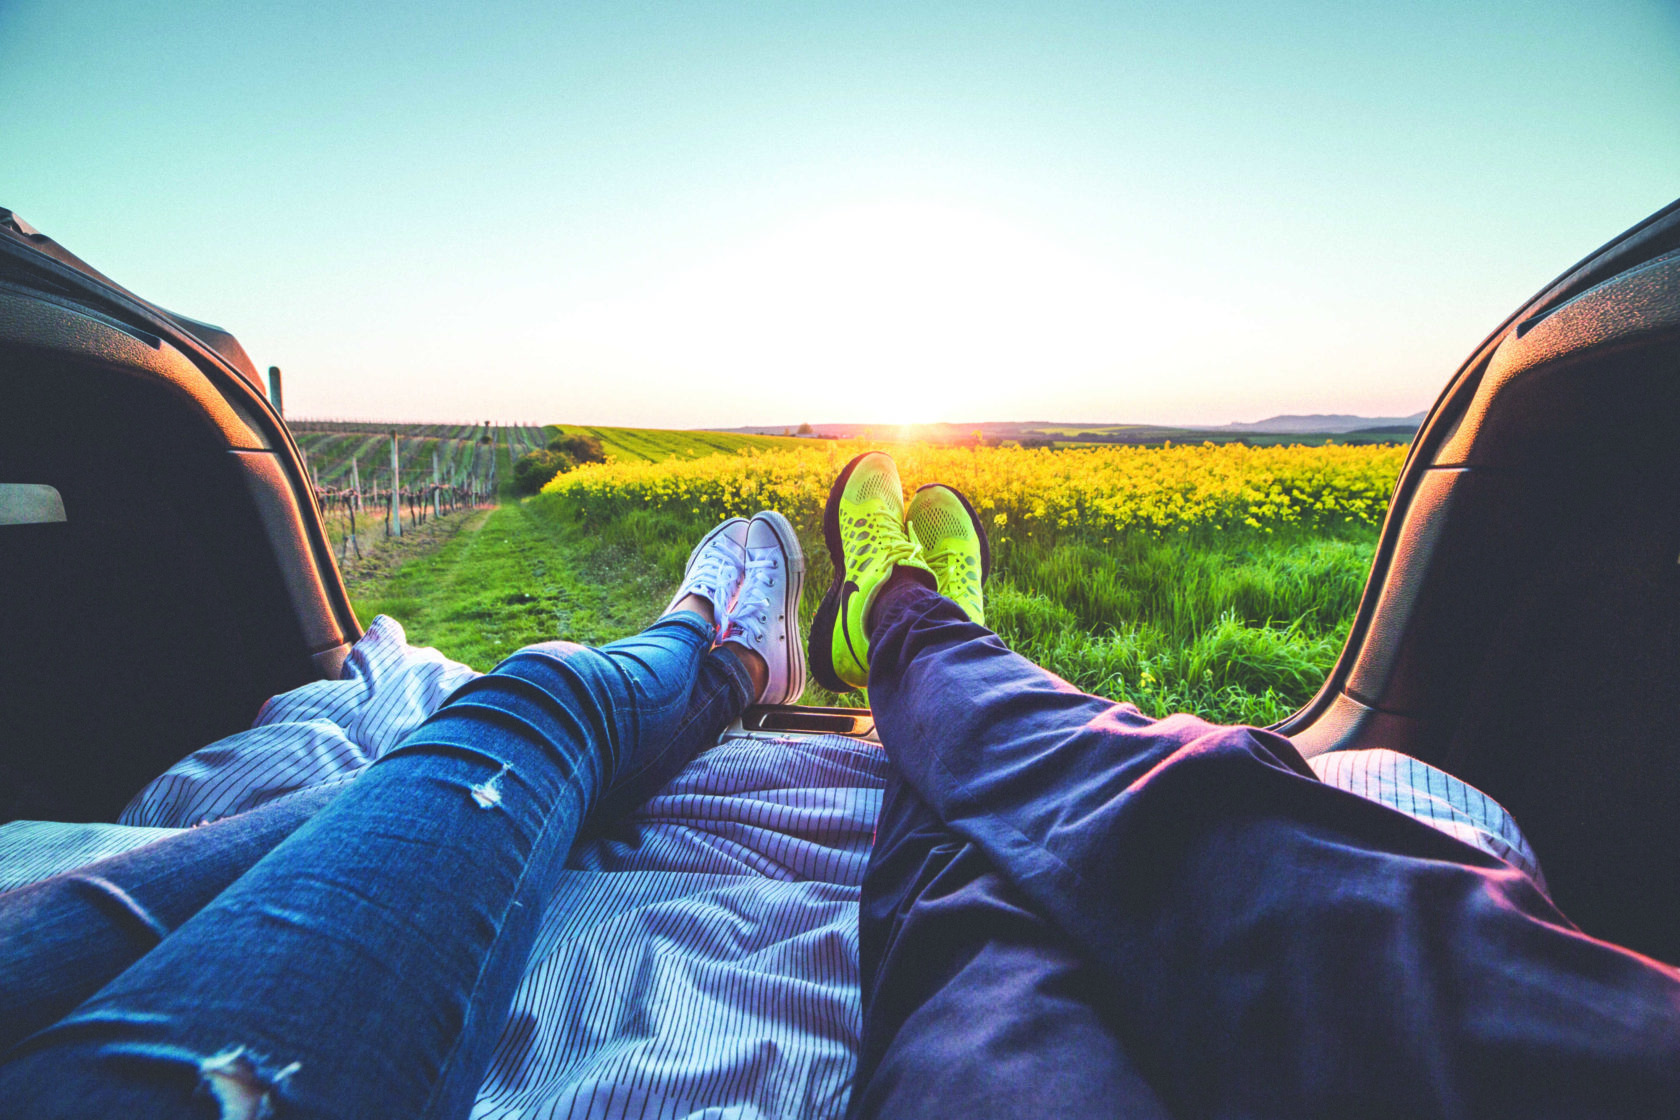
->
[432, 447, 441, 520]
[346, 500, 360, 561]
[351, 453, 361, 554]
[388, 431, 402, 538]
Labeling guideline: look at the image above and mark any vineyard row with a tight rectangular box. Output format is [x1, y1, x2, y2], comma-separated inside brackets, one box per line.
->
[283, 422, 553, 556]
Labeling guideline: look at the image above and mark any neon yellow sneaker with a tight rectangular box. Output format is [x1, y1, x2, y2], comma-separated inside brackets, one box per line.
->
[905, 484, 991, 625]
[808, 452, 933, 692]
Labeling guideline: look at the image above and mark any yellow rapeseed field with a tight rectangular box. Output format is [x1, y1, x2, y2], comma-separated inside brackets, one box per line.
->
[536, 439, 1404, 722]
[541, 440, 1406, 540]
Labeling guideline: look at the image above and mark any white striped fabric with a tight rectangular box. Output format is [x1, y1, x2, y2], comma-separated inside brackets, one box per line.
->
[117, 615, 478, 828]
[473, 730, 882, 1120]
[0, 820, 182, 893]
[0, 620, 1549, 1117]
[1308, 748, 1548, 892]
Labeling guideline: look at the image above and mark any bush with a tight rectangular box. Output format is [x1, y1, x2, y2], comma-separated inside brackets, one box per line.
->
[512, 449, 576, 495]
[510, 434, 609, 495]
[546, 433, 606, 465]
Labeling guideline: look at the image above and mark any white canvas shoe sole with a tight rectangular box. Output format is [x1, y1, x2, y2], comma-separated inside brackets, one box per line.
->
[742, 510, 806, 706]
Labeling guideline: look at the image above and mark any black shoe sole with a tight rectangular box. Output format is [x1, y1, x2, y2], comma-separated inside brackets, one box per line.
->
[912, 483, 993, 584]
[807, 451, 875, 694]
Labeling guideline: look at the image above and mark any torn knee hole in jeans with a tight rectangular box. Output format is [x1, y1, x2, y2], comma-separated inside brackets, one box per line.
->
[199, 1047, 300, 1120]
[378, 743, 518, 810]
[471, 762, 512, 809]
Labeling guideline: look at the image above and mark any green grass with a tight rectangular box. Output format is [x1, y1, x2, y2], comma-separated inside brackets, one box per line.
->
[348, 500, 669, 669]
[525, 492, 1376, 724]
[983, 531, 1371, 724]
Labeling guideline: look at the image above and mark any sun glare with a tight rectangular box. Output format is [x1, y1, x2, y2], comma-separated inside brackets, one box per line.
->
[553, 201, 1207, 423]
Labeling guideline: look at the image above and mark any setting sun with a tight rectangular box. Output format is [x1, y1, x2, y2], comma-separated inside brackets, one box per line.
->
[551, 200, 1203, 424]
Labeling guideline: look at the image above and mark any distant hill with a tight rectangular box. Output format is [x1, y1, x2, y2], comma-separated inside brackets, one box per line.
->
[718, 412, 1427, 442]
[1213, 412, 1427, 434]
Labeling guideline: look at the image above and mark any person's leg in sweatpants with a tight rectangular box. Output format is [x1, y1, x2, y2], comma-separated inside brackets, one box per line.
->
[858, 576, 1680, 1119]
[0, 611, 756, 1119]
[850, 769, 1169, 1119]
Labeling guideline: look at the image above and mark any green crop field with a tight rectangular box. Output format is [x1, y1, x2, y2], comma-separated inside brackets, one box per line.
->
[328, 425, 1407, 727]
[549, 425, 805, 462]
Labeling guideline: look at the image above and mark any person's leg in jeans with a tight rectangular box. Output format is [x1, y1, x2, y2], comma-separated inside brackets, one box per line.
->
[0, 512, 803, 1119]
[0, 784, 338, 1055]
[0, 633, 754, 1058]
[814, 452, 1680, 1118]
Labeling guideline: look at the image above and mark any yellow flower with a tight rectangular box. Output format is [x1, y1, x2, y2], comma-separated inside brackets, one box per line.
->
[541, 439, 1403, 542]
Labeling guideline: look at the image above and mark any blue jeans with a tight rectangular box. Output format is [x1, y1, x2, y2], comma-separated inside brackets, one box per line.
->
[851, 580, 1680, 1119]
[0, 613, 753, 1119]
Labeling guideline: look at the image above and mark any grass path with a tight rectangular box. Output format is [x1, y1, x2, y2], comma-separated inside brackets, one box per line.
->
[349, 499, 672, 672]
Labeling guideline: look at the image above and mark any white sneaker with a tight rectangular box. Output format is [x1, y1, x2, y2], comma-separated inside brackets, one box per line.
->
[723, 511, 806, 705]
[663, 517, 749, 621]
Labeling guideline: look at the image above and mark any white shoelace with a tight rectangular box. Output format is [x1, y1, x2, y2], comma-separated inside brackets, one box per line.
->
[723, 552, 780, 644]
[686, 545, 744, 621]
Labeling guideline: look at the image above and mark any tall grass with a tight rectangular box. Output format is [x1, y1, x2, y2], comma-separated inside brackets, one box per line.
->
[531, 493, 1375, 725]
[987, 531, 1370, 724]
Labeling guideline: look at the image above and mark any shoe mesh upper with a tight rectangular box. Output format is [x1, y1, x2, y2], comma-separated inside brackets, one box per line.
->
[908, 489, 985, 625]
[911, 502, 966, 540]
[849, 468, 901, 506]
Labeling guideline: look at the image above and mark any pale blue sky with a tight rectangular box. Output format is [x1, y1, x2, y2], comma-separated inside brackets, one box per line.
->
[3, 1, 1677, 426]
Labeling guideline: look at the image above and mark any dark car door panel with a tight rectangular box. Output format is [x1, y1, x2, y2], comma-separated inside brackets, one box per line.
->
[1283, 201, 1680, 963]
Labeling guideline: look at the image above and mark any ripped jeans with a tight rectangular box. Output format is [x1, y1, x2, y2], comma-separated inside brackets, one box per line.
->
[0, 612, 753, 1119]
